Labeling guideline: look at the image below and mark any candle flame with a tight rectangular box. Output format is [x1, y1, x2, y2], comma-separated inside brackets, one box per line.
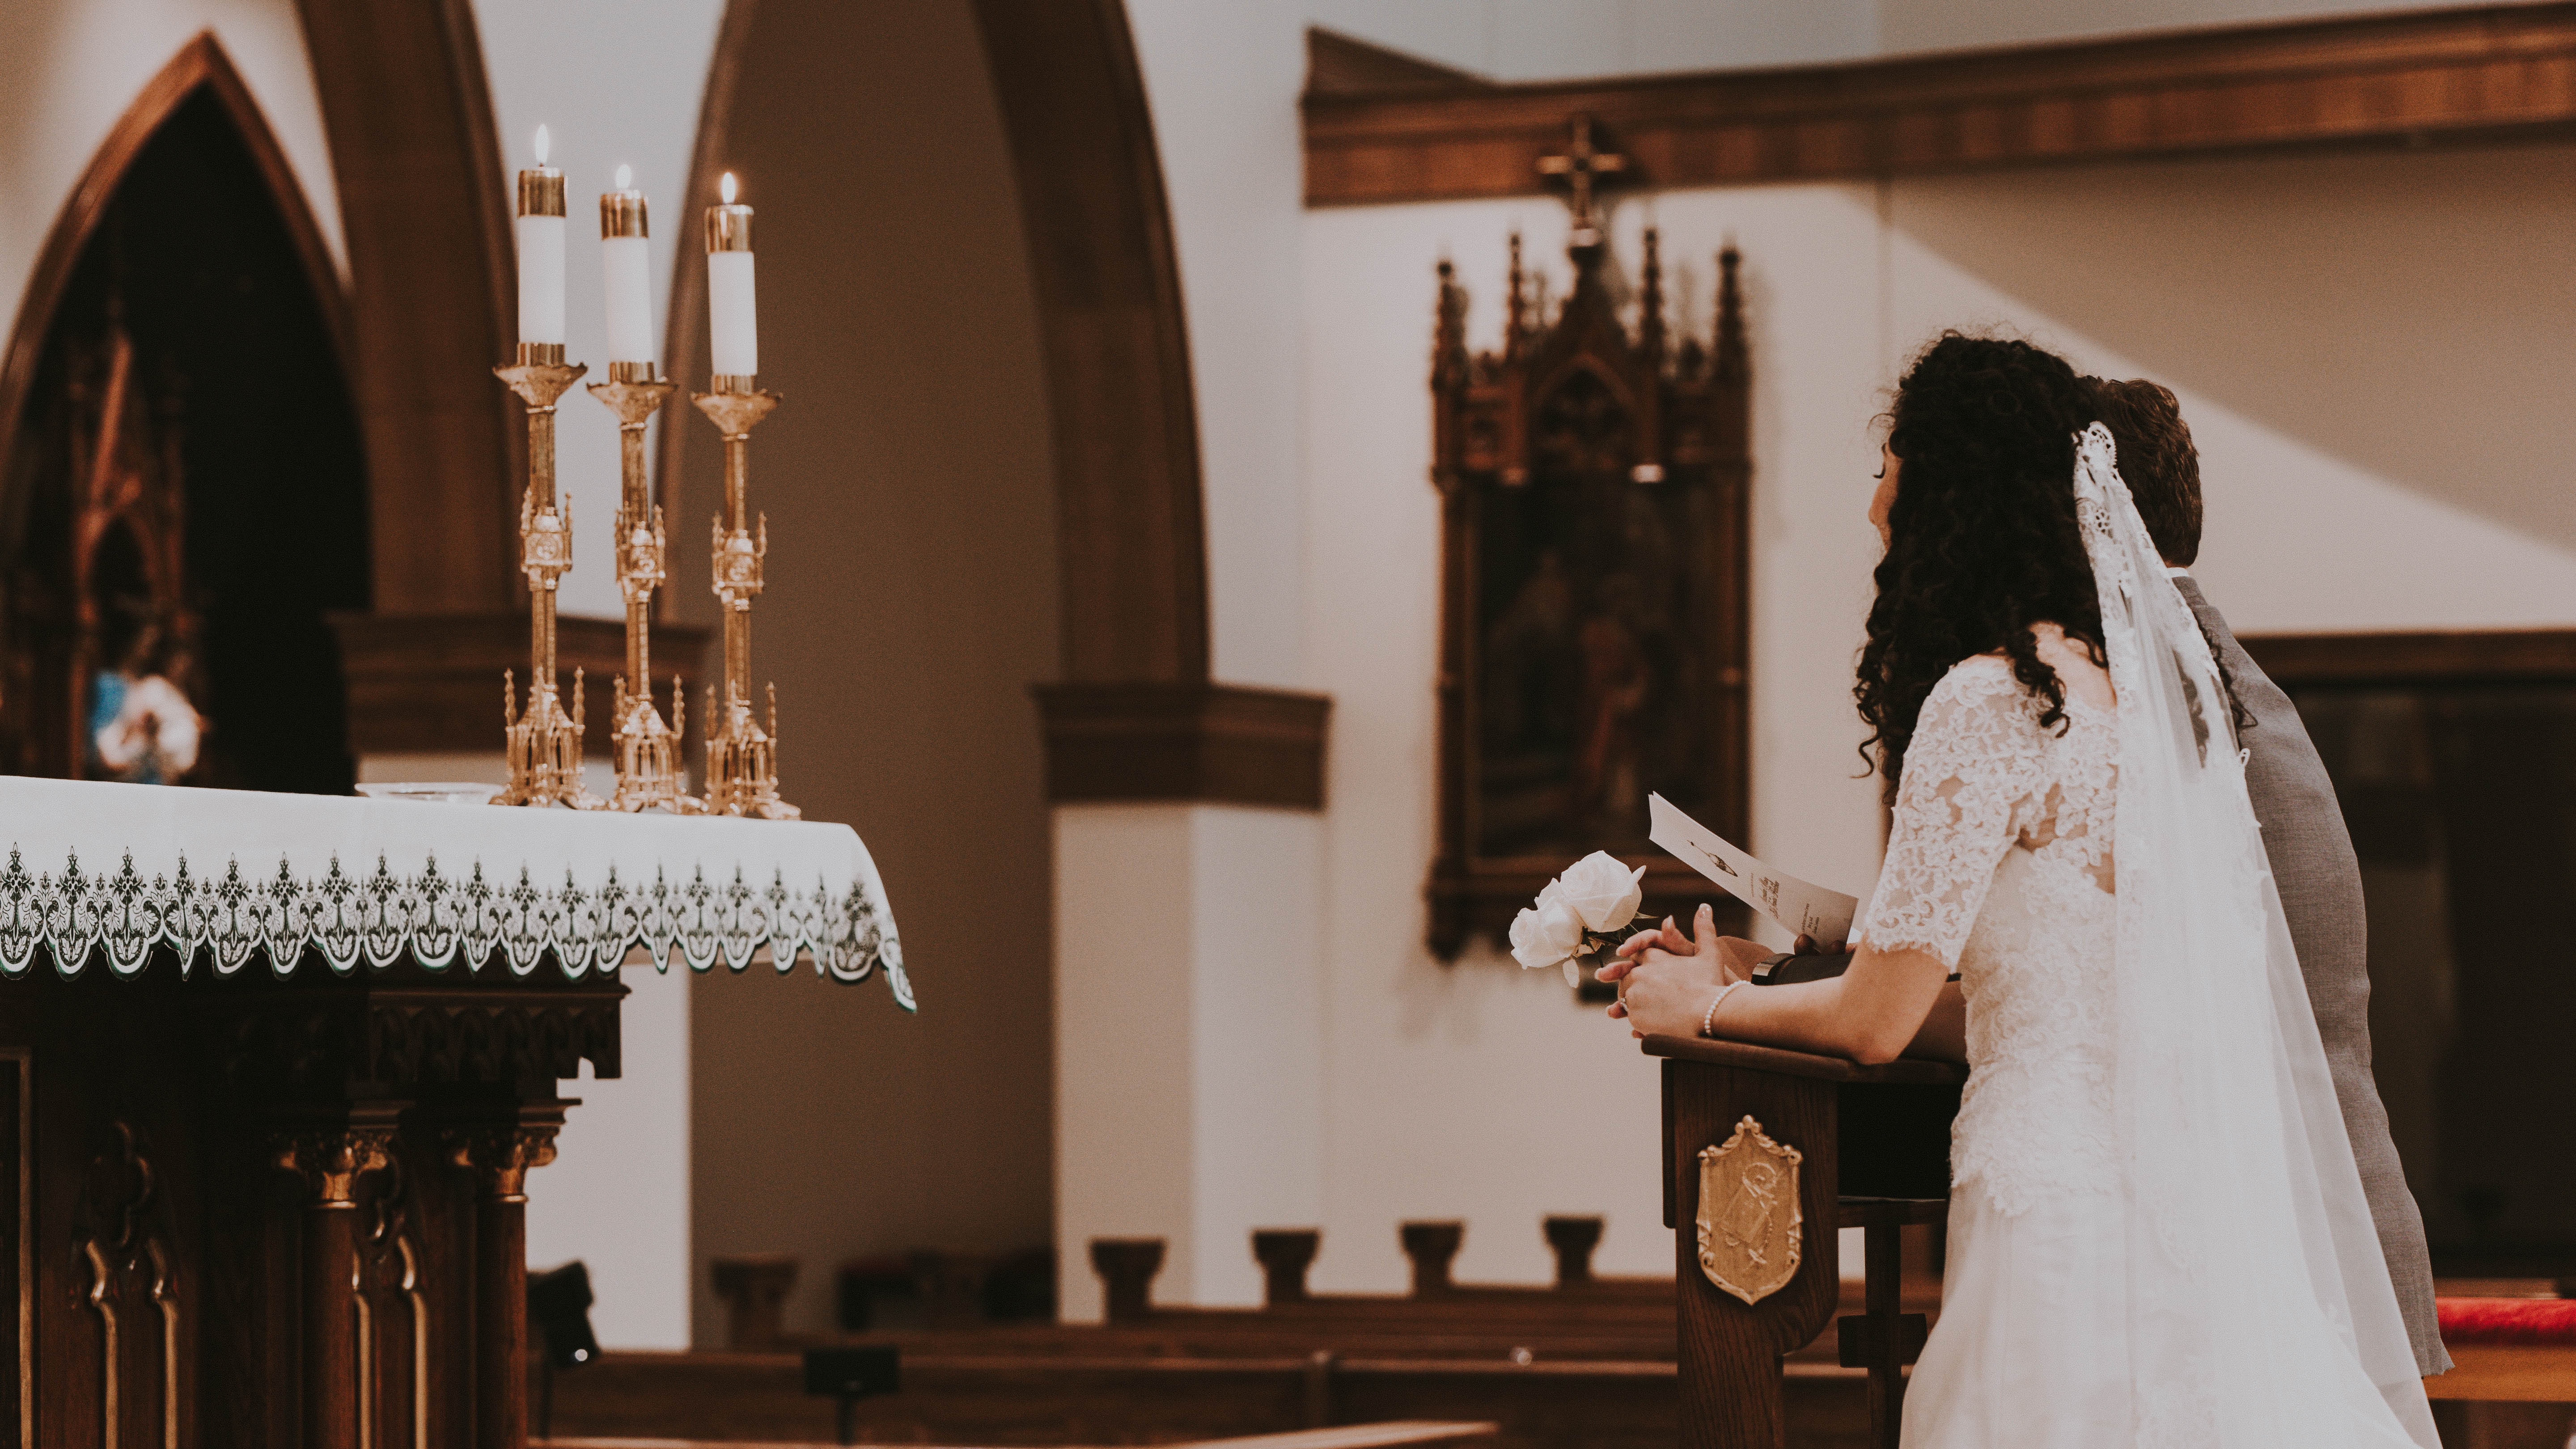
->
[615, 163, 633, 191]
[534, 124, 551, 165]
[720, 172, 738, 205]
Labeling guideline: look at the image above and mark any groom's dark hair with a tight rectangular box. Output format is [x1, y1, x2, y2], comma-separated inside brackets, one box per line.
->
[2084, 377, 2202, 566]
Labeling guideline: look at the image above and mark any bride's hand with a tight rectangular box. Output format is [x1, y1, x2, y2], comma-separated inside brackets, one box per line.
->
[1601, 905, 1744, 1018]
[1612, 946, 1723, 1040]
[1597, 905, 1708, 1013]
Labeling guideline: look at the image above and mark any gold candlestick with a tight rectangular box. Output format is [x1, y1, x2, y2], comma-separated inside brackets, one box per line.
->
[691, 376, 797, 819]
[589, 361, 697, 813]
[494, 342, 594, 808]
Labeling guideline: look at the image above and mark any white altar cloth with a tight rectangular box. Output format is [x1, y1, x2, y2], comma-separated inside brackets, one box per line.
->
[0, 777, 908, 1003]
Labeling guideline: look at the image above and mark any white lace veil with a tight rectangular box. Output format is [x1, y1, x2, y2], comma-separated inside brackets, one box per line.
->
[2073, 424, 2437, 1448]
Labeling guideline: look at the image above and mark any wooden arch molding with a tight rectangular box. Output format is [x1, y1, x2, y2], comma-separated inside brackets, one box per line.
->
[668, 0, 1327, 808]
[297, 0, 695, 756]
[0, 31, 352, 514]
[293, 0, 519, 618]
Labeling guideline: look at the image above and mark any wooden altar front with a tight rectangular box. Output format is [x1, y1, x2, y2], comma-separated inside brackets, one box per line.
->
[0, 775, 906, 1449]
[2, 956, 619, 1449]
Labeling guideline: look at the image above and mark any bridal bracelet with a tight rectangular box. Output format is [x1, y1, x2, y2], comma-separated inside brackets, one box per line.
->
[1701, 980, 1745, 1038]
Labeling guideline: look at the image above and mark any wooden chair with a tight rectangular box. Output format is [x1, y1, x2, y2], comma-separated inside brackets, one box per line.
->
[1644, 1034, 1964, 1449]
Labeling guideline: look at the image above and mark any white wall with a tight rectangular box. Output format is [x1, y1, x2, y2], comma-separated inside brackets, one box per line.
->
[1874, 0, 2459, 57]
[1285, 148, 2576, 1293]
[1112, 0, 2576, 1302]
[1302, 188, 1896, 1289]
[0, 0, 343, 346]
[470, 0, 729, 623]
[1055, 804, 1327, 1319]
[528, 963, 693, 1349]
[1299, 0, 2475, 81]
[1883, 150, 2576, 631]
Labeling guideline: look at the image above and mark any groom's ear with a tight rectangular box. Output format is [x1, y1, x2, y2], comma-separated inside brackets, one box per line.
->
[2092, 378, 2202, 566]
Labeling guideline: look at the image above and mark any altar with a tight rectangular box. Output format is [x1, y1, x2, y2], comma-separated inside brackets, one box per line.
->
[0, 776, 903, 1449]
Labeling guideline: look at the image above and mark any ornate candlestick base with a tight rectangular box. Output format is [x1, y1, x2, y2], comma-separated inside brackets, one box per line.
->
[692, 380, 798, 820]
[590, 364, 699, 813]
[493, 348, 596, 809]
[609, 676, 698, 813]
[499, 667, 591, 808]
[704, 682, 798, 820]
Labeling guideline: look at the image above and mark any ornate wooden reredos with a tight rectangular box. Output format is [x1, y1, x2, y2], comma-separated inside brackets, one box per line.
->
[1427, 227, 1751, 960]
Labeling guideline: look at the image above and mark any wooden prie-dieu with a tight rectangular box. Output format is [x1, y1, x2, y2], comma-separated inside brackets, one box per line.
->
[1647, 1034, 1963, 1449]
[0, 949, 621, 1449]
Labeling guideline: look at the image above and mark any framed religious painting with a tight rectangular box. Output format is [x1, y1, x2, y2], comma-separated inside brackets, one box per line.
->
[1426, 229, 1752, 960]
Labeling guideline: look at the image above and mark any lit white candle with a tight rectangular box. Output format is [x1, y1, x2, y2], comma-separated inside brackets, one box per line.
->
[514, 125, 567, 347]
[705, 172, 757, 378]
[600, 164, 654, 364]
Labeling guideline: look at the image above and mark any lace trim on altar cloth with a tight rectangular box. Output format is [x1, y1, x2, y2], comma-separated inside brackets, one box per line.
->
[0, 846, 912, 1006]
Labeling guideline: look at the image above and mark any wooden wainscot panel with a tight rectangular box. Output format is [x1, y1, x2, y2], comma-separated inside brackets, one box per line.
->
[1034, 681, 1332, 811]
[331, 613, 709, 757]
[1304, 4, 2576, 205]
[2239, 628, 2576, 687]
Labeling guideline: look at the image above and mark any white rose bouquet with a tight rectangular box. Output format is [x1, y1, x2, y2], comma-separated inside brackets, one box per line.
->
[1508, 851, 1650, 987]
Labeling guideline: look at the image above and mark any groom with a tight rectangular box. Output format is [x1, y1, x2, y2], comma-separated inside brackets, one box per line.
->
[1622, 379, 2448, 1378]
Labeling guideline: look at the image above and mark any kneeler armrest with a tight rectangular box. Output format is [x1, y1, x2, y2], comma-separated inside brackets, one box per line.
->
[1644, 1035, 1962, 1449]
[1643, 1034, 1968, 1085]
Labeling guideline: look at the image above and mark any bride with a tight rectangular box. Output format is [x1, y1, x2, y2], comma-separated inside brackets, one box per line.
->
[1603, 335, 2437, 1447]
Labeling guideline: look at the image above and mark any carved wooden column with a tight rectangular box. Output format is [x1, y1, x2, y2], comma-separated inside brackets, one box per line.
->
[448, 1110, 563, 1449]
[275, 1123, 399, 1449]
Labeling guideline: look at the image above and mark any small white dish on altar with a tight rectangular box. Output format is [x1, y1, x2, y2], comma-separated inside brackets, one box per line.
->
[356, 782, 504, 805]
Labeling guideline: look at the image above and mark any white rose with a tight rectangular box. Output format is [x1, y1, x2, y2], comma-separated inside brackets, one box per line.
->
[1555, 851, 1646, 933]
[1508, 898, 1587, 973]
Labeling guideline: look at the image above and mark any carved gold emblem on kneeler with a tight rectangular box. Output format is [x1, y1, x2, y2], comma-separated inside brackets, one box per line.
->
[1698, 1115, 1804, 1304]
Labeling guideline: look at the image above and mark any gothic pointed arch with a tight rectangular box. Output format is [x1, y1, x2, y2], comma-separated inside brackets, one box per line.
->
[0, 30, 370, 789]
[0, 32, 350, 495]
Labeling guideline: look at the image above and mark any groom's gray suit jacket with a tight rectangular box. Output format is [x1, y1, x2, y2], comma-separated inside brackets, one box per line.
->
[1769, 580, 2448, 1374]
[2175, 576, 2446, 1376]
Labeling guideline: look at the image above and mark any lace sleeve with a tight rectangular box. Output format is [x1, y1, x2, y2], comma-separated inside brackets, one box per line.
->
[1859, 662, 2051, 969]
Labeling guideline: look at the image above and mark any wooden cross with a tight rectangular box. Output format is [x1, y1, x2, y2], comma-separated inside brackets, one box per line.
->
[1538, 115, 1627, 235]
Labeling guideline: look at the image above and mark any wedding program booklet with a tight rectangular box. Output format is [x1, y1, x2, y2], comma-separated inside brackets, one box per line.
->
[1647, 793, 1861, 945]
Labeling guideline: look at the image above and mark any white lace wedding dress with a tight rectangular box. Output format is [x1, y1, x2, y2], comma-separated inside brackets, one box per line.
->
[1848, 426, 2438, 1449]
[1861, 656, 2136, 1443]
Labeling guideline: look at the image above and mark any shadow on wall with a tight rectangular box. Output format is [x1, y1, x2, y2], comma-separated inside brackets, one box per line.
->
[1890, 145, 2576, 557]
[677, 0, 1058, 1345]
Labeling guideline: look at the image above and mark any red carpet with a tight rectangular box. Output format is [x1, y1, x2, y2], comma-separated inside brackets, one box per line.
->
[2437, 1297, 2576, 1347]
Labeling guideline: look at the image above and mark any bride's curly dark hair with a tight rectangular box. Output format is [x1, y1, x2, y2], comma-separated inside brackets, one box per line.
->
[1856, 334, 2106, 798]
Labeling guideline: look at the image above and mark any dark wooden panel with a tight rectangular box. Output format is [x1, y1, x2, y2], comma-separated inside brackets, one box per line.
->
[2240, 628, 2576, 686]
[330, 613, 709, 757]
[549, 1349, 1710, 1449]
[294, 0, 521, 615]
[1034, 681, 1330, 809]
[974, 0, 1212, 684]
[1303, 4, 2576, 204]
[1643, 1035, 1965, 1087]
